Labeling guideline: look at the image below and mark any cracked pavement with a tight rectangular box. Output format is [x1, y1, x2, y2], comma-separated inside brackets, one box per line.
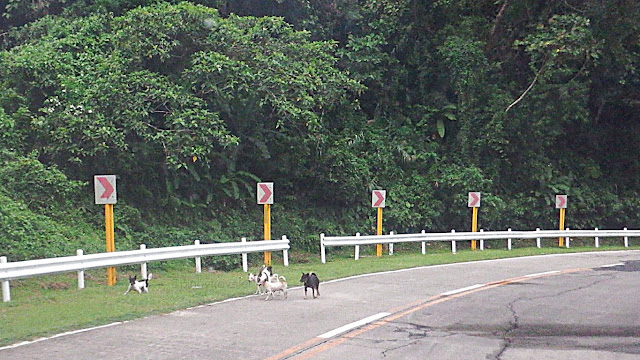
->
[302, 258, 640, 360]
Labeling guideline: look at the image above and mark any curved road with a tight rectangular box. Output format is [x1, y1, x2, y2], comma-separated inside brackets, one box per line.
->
[2, 251, 640, 359]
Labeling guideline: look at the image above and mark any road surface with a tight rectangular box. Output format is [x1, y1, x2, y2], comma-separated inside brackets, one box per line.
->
[2, 251, 639, 359]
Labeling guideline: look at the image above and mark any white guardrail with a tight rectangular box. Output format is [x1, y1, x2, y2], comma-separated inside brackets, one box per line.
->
[0, 237, 290, 302]
[320, 228, 640, 263]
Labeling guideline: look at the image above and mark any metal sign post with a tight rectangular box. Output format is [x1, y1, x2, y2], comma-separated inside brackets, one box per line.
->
[468, 192, 481, 250]
[372, 190, 386, 257]
[556, 195, 567, 247]
[257, 182, 274, 265]
[94, 175, 117, 286]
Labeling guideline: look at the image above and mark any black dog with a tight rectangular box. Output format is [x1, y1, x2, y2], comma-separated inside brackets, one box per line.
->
[300, 272, 320, 299]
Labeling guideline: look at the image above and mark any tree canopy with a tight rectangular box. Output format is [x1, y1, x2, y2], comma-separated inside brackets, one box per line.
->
[1, 0, 639, 260]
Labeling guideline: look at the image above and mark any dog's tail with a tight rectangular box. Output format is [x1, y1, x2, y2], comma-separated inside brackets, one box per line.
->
[148, 273, 153, 281]
[278, 275, 286, 283]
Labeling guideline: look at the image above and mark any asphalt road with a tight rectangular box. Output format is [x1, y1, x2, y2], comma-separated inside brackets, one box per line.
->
[2, 251, 639, 360]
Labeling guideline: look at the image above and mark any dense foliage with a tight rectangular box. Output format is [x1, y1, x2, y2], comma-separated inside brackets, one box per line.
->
[1, 1, 639, 264]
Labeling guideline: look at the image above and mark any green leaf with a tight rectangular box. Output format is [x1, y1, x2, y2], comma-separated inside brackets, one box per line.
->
[436, 119, 445, 138]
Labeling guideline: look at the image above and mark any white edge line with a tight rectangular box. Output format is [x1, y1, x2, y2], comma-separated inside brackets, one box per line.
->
[318, 312, 391, 339]
[0, 321, 125, 351]
[441, 284, 484, 296]
[600, 263, 624, 268]
[525, 270, 560, 277]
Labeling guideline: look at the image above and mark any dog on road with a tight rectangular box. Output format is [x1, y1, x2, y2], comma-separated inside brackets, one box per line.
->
[300, 272, 320, 299]
[248, 265, 273, 295]
[260, 275, 287, 300]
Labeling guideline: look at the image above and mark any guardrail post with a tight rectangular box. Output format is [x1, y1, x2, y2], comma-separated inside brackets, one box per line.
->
[451, 230, 456, 254]
[355, 233, 360, 260]
[480, 229, 484, 250]
[1, 256, 9, 302]
[77, 250, 85, 289]
[241, 238, 248, 272]
[389, 231, 394, 255]
[507, 228, 512, 250]
[194, 240, 202, 273]
[565, 228, 571, 248]
[594, 228, 599, 248]
[282, 235, 289, 267]
[536, 228, 541, 248]
[320, 233, 326, 264]
[421, 230, 426, 255]
[624, 227, 629, 248]
[140, 244, 148, 279]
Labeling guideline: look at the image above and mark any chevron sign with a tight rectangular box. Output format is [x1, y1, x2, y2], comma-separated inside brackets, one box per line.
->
[372, 190, 386, 208]
[556, 195, 567, 209]
[468, 192, 481, 207]
[94, 175, 117, 205]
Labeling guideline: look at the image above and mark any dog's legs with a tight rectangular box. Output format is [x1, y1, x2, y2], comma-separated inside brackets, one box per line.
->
[124, 286, 132, 295]
[303, 286, 308, 299]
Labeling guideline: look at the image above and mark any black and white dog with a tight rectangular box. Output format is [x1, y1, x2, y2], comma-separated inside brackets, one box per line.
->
[124, 273, 153, 295]
[248, 265, 273, 295]
[300, 272, 320, 299]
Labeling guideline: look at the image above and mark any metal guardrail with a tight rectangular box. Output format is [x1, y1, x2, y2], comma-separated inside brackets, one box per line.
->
[320, 228, 640, 263]
[1, 238, 290, 302]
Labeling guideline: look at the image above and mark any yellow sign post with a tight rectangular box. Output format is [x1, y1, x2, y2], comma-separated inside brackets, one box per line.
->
[556, 195, 567, 247]
[372, 190, 386, 257]
[264, 203, 271, 266]
[94, 175, 117, 286]
[376, 207, 383, 256]
[468, 192, 481, 250]
[105, 204, 116, 286]
[257, 182, 274, 266]
[471, 206, 478, 250]
[558, 208, 566, 247]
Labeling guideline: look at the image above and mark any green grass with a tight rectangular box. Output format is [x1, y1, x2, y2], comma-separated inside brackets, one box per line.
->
[1, 245, 638, 347]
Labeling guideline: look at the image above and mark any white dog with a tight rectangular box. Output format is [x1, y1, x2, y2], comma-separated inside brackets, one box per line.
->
[248, 272, 265, 294]
[260, 275, 287, 300]
[124, 273, 153, 295]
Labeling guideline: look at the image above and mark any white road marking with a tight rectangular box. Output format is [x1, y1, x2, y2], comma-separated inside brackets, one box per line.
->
[600, 263, 624, 268]
[0, 321, 125, 351]
[525, 270, 560, 277]
[441, 284, 484, 296]
[318, 312, 391, 339]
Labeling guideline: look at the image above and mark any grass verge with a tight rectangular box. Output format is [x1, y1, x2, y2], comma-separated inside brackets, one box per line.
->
[1, 245, 637, 347]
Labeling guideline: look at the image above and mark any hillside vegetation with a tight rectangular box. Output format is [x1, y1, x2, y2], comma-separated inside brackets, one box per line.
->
[1, 1, 639, 265]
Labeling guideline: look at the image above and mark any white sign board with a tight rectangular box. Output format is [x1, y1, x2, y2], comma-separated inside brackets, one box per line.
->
[257, 182, 274, 204]
[94, 175, 117, 204]
[372, 190, 386, 208]
[468, 192, 481, 207]
[556, 195, 567, 209]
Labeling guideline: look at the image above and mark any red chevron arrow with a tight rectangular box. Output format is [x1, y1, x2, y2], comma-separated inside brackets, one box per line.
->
[97, 177, 114, 199]
[469, 192, 480, 207]
[557, 195, 566, 208]
[259, 183, 272, 203]
[373, 191, 385, 207]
